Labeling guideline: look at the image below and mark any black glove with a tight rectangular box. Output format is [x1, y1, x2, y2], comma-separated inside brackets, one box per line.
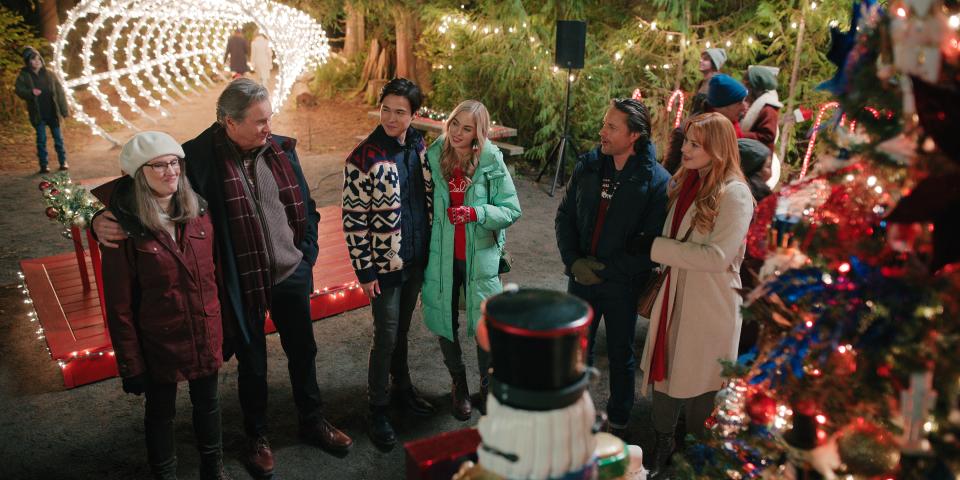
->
[122, 374, 146, 395]
[625, 232, 657, 256]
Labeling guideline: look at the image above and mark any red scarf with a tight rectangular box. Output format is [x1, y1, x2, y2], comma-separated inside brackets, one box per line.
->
[215, 126, 306, 319]
[648, 171, 702, 384]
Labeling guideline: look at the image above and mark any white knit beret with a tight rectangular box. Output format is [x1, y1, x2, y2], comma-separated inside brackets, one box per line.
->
[119, 131, 184, 175]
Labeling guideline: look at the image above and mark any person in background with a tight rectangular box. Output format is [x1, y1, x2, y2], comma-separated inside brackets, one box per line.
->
[633, 113, 755, 477]
[741, 65, 783, 153]
[695, 48, 727, 95]
[706, 74, 749, 137]
[738, 138, 773, 203]
[737, 138, 774, 357]
[251, 33, 273, 88]
[342, 78, 437, 449]
[101, 131, 231, 480]
[555, 98, 670, 440]
[421, 99, 522, 421]
[224, 29, 250, 79]
[15, 47, 70, 174]
[662, 93, 708, 174]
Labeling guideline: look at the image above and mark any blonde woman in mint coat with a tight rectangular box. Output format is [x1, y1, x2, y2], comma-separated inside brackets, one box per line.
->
[421, 100, 521, 421]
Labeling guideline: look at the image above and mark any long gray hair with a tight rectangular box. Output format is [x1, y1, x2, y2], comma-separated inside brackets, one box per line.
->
[216, 78, 269, 125]
[133, 166, 201, 232]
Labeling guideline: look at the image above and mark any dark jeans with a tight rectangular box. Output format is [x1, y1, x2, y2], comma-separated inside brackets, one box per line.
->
[651, 390, 717, 438]
[368, 268, 423, 406]
[34, 119, 66, 168]
[439, 260, 490, 378]
[235, 259, 322, 437]
[568, 278, 642, 428]
[144, 373, 221, 480]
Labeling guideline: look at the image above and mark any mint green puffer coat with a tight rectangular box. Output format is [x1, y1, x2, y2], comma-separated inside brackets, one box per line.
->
[421, 136, 522, 341]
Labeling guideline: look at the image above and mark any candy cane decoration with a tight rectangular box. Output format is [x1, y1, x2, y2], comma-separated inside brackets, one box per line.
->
[666, 89, 685, 128]
[799, 101, 840, 181]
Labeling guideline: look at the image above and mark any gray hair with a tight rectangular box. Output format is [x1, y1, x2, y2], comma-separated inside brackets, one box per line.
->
[216, 78, 269, 125]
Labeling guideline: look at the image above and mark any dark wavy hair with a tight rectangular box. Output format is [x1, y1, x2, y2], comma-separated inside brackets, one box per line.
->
[610, 98, 651, 155]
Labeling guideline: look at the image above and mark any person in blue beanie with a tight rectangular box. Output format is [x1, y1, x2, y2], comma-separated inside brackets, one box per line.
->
[706, 73, 748, 137]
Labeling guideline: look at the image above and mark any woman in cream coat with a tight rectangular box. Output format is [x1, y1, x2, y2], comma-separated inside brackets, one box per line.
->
[631, 112, 754, 477]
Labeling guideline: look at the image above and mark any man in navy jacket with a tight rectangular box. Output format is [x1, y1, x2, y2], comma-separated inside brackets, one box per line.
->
[555, 98, 670, 440]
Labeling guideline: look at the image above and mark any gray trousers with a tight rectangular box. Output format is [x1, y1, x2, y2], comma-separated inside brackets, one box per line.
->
[367, 269, 423, 406]
[651, 390, 717, 438]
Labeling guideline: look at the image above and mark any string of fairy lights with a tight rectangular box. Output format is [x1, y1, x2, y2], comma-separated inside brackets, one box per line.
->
[15, 265, 364, 372]
[52, 0, 330, 145]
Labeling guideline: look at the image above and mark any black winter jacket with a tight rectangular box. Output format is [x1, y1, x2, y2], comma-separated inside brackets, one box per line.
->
[555, 144, 670, 285]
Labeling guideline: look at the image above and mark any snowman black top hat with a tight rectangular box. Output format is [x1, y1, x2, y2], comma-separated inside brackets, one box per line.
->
[483, 288, 592, 411]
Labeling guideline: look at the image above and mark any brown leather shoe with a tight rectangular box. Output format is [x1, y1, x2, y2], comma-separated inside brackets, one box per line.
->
[243, 436, 274, 477]
[300, 417, 353, 454]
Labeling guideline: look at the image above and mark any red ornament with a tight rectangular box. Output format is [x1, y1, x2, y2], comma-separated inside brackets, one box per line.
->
[746, 392, 778, 425]
[45, 207, 58, 219]
[704, 415, 717, 429]
[49, 188, 60, 196]
[794, 398, 818, 416]
[38, 181, 52, 191]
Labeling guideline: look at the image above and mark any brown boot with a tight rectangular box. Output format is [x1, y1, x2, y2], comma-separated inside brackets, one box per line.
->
[451, 371, 472, 421]
[243, 436, 274, 478]
[299, 417, 353, 454]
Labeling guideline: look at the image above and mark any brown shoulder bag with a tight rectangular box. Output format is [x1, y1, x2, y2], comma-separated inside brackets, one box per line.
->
[637, 226, 693, 318]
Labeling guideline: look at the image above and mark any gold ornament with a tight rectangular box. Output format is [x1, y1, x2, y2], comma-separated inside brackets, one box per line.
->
[837, 420, 901, 476]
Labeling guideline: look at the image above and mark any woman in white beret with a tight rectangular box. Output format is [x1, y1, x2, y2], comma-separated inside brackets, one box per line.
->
[101, 131, 231, 480]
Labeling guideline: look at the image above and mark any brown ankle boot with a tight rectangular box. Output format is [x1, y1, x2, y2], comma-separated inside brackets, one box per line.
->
[451, 371, 472, 421]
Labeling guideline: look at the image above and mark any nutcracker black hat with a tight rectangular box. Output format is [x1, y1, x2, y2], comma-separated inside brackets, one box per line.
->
[483, 288, 592, 411]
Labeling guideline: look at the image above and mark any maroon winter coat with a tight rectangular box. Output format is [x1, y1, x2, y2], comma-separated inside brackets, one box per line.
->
[741, 104, 779, 153]
[102, 179, 224, 384]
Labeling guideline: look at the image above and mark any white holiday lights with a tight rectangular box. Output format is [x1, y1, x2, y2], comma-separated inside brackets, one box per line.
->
[53, 0, 330, 145]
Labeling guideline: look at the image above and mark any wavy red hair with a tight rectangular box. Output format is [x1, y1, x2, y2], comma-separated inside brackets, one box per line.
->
[668, 112, 745, 233]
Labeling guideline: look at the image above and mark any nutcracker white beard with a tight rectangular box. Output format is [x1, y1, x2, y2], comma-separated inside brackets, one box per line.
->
[477, 392, 597, 479]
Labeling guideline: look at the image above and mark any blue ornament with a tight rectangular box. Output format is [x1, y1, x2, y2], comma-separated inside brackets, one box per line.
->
[817, 0, 880, 95]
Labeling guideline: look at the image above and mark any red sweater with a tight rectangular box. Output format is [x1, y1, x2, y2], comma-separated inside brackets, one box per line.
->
[448, 169, 470, 260]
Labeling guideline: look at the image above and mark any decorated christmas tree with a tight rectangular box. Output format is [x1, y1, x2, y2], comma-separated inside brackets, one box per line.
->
[676, 1, 960, 478]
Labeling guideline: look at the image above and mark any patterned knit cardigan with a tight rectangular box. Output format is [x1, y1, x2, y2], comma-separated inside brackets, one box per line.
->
[342, 126, 433, 284]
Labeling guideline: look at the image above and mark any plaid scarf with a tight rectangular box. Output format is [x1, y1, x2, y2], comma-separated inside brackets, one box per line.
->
[214, 126, 306, 318]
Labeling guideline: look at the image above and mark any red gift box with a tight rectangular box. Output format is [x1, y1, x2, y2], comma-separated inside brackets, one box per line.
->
[405, 428, 481, 480]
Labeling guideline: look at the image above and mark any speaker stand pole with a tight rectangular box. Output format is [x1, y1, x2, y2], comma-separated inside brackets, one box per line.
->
[537, 67, 576, 196]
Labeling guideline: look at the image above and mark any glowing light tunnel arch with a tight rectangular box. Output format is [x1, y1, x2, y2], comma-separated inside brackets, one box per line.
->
[53, 0, 330, 145]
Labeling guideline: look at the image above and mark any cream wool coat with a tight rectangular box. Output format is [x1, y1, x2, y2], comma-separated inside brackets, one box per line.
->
[639, 177, 754, 399]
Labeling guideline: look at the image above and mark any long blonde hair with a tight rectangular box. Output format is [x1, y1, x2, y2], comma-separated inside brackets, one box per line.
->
[133, 166, 201, 232]
[668, 112, 745, 233]
[440, 100, 491, 179]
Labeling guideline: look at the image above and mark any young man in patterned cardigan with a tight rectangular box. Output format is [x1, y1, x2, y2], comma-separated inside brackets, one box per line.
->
[342, 78, 436, 448]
